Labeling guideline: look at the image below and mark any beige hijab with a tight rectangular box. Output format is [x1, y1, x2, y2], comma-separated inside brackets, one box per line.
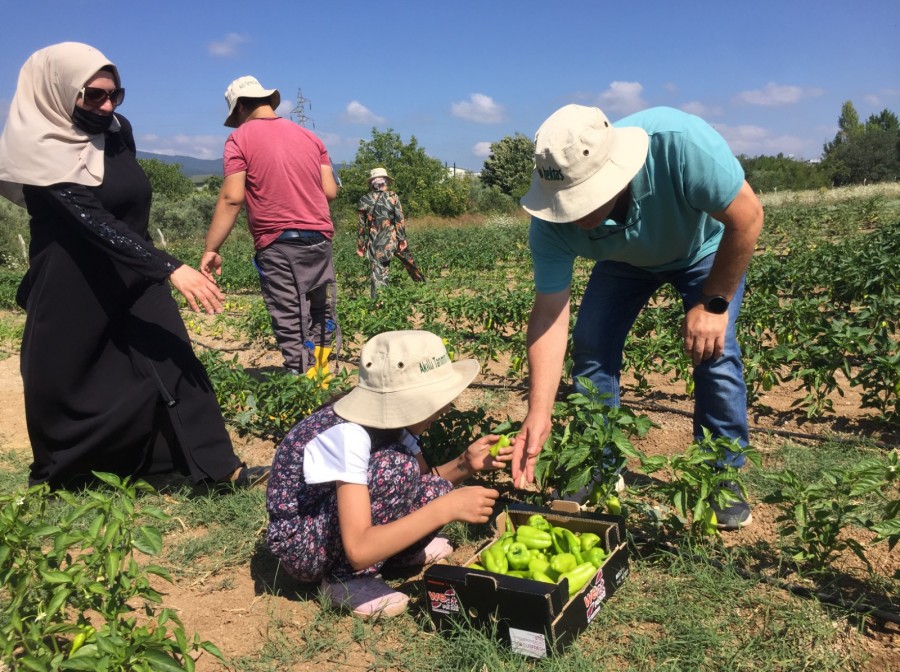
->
[0, 42, 121, 207]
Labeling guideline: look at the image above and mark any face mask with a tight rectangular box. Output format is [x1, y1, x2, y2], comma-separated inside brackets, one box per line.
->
[72, 106, 114, 135]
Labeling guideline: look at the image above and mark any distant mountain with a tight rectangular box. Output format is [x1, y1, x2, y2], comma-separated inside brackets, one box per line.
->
[136, 151, 222, 178]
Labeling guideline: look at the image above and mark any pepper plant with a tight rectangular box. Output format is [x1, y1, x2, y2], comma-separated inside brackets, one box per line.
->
[534, 377, 654, 506]
[0, 473, 224, 670]
[636, 429, 761, 537]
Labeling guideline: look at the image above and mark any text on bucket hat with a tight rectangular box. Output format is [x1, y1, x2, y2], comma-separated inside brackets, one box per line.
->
[333, 331, 479, 429]
[368, 167, 393, 183]
[223, 76, 281, 128]
[519, 104, 649, 223]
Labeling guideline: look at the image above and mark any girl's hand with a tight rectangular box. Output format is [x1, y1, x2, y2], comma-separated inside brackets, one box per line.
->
[465, 434, 513, 473]
[443, 486, 500, 524]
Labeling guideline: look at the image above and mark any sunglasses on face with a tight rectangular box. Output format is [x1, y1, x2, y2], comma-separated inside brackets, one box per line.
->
[79, 86, 125, 107]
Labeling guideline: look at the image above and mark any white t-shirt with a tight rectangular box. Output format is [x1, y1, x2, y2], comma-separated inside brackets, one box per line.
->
[302, 423, 421, 485]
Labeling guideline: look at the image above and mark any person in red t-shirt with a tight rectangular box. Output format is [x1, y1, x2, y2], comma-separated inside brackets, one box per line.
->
[201, 76, 340, 376]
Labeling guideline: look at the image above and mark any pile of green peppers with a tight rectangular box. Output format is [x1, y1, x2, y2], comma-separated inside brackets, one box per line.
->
[469, 514, 607, 597]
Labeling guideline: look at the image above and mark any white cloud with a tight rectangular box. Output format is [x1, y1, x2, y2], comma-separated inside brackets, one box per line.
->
[679, 101, 723, 118]
[735, 82, 824, 106]
[712, 123, 809, 157]
[343, 101, 386, 125]
[275, 99, 294, 117]
[473, 141, 493, 157]
[208, 33, 250, 57]
[597, 81, 647, 115]
[138, 133, 225, 160]
[451, 93, 505, 123]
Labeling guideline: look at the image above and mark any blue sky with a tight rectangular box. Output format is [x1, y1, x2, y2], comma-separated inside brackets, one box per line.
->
[2, 1, 898, 170]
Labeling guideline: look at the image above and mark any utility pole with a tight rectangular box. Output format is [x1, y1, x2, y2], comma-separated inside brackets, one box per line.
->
[291, 88, 314, 128]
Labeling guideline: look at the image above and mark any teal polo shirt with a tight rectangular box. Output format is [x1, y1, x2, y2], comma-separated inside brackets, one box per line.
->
[529, 107, 745, 294]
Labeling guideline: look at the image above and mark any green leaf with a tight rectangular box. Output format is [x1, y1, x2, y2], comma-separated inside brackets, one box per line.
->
[140, 648, 188, 671]
[133, 526, 163, 556]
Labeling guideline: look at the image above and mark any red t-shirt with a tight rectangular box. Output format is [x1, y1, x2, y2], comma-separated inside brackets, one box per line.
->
[223, 117, 334, 250]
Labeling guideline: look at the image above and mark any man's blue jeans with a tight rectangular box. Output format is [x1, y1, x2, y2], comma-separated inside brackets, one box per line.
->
[571, 251, 748, 467]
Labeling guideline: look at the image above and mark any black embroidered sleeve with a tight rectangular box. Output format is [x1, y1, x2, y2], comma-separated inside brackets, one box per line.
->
[45, 183, 181, 281]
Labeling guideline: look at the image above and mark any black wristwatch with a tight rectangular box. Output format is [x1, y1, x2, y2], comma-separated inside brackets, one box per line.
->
[701, 294, 729, 314]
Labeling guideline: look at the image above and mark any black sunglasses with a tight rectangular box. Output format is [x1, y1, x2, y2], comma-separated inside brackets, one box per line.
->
[80, 86, 125, 107]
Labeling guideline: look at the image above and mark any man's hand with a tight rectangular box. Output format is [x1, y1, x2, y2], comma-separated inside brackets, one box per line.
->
[682, 304, 728, 364]
[199, 251, 223, 280]
[510, 411, 552, 488]
[169, 265, 225, 314]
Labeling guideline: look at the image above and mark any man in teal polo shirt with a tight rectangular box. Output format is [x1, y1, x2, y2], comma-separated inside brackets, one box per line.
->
[512, 104, 764, 530]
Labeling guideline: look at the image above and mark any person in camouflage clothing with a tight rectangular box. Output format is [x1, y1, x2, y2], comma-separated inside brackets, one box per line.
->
[357, 167, 425, 298]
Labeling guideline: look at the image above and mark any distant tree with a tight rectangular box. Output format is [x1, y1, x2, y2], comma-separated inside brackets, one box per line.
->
[338, 129, 468, 217]
[822, 102, 900, 185]
[201, 175, 224, 193]
[137, 159, 194, 199]
[738, 153, 828, 192]
[479, 133, 535, 199]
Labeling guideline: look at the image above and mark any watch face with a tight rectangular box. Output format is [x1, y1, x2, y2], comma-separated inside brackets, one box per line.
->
[706, 296, 729, 314]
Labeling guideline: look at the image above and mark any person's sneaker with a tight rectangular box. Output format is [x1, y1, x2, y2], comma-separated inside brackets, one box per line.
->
[392, 536, 453, 568]
[320, 576, 409, 619]
[709, 480, 752, 530]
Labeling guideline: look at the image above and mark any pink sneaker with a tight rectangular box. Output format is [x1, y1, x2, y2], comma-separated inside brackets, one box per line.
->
[320, 576, 409, 618]
[394, 536, 454, 568]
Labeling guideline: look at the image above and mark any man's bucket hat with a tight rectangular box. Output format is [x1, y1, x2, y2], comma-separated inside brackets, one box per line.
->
[334, 331, 479, 429]
[520, 104, 649, 223]
[224, 76, 280, 128]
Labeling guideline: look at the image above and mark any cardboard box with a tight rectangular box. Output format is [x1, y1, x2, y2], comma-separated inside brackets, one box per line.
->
[423, 501, 629, 658]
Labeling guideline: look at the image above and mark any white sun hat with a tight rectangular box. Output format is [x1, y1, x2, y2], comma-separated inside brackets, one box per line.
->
[334, 330, 479, 429]
[520, 104, 649, 223]
[223, 75, 280, 128]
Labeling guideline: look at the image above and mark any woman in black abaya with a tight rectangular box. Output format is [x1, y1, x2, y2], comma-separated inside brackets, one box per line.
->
[0, 42, 268, 490]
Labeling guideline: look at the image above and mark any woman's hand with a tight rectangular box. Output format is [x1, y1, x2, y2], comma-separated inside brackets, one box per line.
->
[169, 264, 225, 314]
[464, 434, 514, 473]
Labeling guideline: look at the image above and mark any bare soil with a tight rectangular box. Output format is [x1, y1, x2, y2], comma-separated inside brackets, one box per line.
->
[0, 334, 897, 670]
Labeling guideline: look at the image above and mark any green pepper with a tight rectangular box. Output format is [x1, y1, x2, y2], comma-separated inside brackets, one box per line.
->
[605, 495, 622, 515]
[559, 562, 598, 597]
[528, 556, 551, 576]
[531, 570, 557, 584]
[550, 527, 566, 555]
[468, 562, 487, 571]
[506, 542, 531, 571]
[481, 543, 508, 574]
[489, 433, 512, 457]
[515, 525, 553, 549]
[528, 549, 549, 562]
[579, 532, 601, 552]
[550, 552, 577, 574]
[507, 569, 531, 578]
[527, 514, 552, 533]
[560, 528, 583, 564]
[585, 547, 607, 568]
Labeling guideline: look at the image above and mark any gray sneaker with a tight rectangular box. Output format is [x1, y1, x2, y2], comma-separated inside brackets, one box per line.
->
[710, 480, 752, 530]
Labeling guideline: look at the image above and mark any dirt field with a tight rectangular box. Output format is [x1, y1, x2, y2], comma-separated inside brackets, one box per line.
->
[0, 335, 897, 670]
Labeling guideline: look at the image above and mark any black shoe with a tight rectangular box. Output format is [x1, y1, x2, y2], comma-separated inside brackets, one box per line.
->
[231, 465, 271, 489]
[709, 480, 752, 530]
